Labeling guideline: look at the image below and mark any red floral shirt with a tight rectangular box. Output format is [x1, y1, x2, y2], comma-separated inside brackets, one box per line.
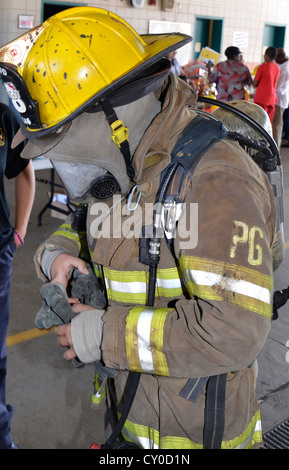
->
[208, 60, 252, 101]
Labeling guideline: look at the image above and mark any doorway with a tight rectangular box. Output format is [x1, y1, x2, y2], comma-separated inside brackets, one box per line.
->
[193, 16, 223, 60]
[41, 1, 86, 21]
[263, 24, 286, 54]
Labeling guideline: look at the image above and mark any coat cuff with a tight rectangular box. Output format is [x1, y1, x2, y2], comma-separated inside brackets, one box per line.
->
[70, 309, 104, 363]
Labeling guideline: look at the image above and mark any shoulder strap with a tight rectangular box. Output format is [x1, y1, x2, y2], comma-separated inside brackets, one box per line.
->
[160, 115, 227, 208]
[162, 115, 228, 449]
[160, 115, 227, 258]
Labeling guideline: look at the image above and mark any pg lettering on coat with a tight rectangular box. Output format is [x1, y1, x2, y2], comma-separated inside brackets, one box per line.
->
[230, 220, 264, 266]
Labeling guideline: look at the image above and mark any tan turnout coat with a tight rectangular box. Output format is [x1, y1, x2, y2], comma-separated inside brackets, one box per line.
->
[35, 75, 275, 449]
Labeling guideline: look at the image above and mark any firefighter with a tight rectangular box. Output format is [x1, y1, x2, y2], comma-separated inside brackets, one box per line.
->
[0, 7, 276, 449]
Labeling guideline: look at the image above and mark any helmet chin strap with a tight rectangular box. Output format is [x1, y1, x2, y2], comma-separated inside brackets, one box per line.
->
[101, 98, 135, 179]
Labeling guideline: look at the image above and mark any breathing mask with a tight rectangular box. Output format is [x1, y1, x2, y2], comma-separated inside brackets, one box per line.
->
[34, 93, 161, 202]
[51, 161, 120, 201]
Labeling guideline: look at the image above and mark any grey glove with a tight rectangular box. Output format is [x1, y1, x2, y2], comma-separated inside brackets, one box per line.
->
[35, 263, 106, 329]
[71, 265, 106, 310]
[35, 282, 76, 329]
[35, 263, 117, 378]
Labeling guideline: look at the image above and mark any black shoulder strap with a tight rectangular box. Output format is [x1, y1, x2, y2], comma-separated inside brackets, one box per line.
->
[165, 114, 227, 180]
[160, 115, 227, 206]
[162, 115, 228, 449]
[160, 115, 227, 259]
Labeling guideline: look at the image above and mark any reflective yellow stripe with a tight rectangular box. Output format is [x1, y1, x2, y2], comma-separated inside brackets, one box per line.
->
[104, 269, 147, 304]
[121, 410, 262, 449]
[121, 416, 160, 449]
[222, 411, 262, 449]
[92, 263, 102, 278]
[179, 255, 273, 318]
[155, 268, 182, 297]
[103, 267, 182, 304]
[53, 223, 87, 252]
[91, 373, 106, 406]
[53, 223, 85, 240]
[126, 306, 172, 375]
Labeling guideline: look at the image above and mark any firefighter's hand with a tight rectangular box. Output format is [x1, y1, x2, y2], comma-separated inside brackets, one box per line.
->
[50, 253, 89, 287]
[56, 324, 76, 361]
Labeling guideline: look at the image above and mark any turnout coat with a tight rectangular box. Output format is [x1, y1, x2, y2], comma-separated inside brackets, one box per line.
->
[34, 75, 275, 449]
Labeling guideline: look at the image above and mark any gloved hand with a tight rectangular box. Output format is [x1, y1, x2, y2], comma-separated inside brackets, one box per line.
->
[35, 263, 106, 329]
[273, 286, 289, 320]
[56, 309, 104, 364]
[71, 265, 107, 310]
[35, 282, 75, 329]
[36, 262, 116, 377]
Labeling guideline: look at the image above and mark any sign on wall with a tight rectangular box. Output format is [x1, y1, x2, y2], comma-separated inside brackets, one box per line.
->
[18, 15, 34, 29]
[233, 31, 249, 49]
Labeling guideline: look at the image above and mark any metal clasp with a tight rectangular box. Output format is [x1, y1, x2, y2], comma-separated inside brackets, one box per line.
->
[162, 198, 183, 239]
[127, 185, 142, 212]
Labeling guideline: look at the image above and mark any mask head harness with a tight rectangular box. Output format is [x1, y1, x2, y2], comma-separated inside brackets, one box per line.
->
[85, 57, 173, 196]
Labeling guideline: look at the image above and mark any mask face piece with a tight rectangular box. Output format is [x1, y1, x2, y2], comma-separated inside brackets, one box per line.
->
[51, 160, 113, 201]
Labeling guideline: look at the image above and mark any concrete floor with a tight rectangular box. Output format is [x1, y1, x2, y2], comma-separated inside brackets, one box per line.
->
[5, 147, 289, 449]
[6, 169, 105, 449]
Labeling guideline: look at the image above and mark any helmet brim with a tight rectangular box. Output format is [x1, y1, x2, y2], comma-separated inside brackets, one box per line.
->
[17, 123, 71, 159]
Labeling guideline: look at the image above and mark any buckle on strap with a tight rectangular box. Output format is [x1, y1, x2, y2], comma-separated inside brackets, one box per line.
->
[110, 119, 129, 148]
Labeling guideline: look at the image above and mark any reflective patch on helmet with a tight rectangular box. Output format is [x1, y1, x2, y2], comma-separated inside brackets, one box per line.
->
[4, 81, 27, 114]
[0, 26, 44, 68]
[0, 63, 41, 129]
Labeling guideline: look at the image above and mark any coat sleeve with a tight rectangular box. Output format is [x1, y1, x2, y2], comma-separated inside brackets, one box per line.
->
[101, 140, 275, 378]
[34, 213, 88, 281]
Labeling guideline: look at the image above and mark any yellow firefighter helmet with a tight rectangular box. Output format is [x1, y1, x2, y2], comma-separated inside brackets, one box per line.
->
[0, 6, 191, 137]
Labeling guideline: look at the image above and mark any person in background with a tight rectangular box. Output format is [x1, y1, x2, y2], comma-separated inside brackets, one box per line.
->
[272, 48, 289, 148]
[0, 103, 35, 449]
[281, 106, 289, 146]
[253, 47, 280, 123]
[167, 50, 186, 79]
[206, 46, 252, 101]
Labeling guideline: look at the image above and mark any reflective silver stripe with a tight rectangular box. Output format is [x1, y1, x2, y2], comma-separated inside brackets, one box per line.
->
[186, 270, 271, 304]
[137, 308, 155, 372]
[105, 278, 146, 294]
[156, 277, 181, 289]
[122, 426, 159, 449]
[105, 277, 181, 294]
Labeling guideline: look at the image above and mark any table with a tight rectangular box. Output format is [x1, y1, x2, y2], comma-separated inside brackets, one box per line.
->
[32, 157, 72, 225]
